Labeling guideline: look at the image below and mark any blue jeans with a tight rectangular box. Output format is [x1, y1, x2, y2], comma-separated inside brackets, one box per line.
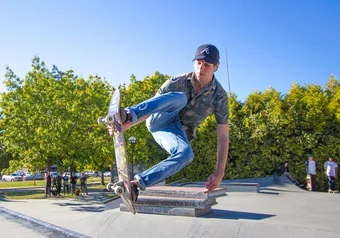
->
[127, 92, 194, 191]
[328, 176, 336, 191]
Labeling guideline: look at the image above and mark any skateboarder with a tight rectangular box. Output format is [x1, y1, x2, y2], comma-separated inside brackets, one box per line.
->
[108, 44, 229, 200]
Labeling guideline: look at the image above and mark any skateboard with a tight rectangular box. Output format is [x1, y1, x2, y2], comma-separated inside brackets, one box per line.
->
[98, 89, 136, 214]
[306, 174, 311, 191]
[328, 190, 339, 193]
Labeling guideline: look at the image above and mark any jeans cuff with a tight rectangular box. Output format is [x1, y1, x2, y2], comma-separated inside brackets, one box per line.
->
[126, 108, 137, 123]
[134, 174, 146, 191]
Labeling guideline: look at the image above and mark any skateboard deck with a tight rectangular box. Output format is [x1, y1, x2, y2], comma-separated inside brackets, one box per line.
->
[328, 190, 339, 193]
[306, 174, 311, 191]
[98, 89, 136, 214]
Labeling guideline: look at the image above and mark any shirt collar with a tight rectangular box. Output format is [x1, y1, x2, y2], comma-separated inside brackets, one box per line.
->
[187, 72, 217, 91]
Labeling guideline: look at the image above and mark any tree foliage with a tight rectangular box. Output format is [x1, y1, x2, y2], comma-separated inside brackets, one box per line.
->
[0, 57, 113, 184]
[1, 57, 339, 191]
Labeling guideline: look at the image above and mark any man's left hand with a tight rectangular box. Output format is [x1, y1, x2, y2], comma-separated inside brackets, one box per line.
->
[203, 172, 224, 193]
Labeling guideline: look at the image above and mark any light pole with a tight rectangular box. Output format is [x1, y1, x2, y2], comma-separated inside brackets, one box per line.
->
[129, 136, 136, 179]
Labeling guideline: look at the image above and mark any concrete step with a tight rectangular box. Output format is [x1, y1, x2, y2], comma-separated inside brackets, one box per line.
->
[119, 186, 227, 217]
[135, 196, 217, 208]
[120, 204, 213, 217]
[139, 186, 227, 199]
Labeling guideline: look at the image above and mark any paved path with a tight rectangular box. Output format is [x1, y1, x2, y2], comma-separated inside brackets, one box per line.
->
[1, 178, 340, 238]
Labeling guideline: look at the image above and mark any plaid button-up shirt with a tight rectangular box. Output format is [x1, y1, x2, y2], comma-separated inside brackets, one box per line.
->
[157, 72, 229, 141]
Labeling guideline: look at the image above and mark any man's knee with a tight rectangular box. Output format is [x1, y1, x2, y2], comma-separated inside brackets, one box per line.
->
[181, 146, 194, 167]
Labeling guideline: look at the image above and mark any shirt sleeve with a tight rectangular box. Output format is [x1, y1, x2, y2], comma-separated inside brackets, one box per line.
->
[157, 75, 185, 96]
[214, 92, 229, 124]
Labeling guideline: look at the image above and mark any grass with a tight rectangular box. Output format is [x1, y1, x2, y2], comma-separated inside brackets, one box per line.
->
[0, 177, 112, 188]
[0, 180, 46, 188]
[0, 176, 113, 200]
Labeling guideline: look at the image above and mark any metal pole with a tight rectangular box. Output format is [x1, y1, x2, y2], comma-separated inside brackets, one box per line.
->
[131, 144, 135, 179]
[225, 46, 231, 95]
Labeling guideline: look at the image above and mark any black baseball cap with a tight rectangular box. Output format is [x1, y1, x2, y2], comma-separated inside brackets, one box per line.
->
[193, 44, 220, 64]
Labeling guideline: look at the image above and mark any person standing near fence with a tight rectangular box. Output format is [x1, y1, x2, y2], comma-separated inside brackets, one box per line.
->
[45, 171, 52, 198]
[70, 172, 77, 195]
[63, 172, 70, 195]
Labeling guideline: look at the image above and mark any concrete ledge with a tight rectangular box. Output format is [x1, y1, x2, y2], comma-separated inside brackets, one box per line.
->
[135, 196, 217, 208]
[120, 204, 213, 217]
[140, 186, 227, 198]
[0, 206, 88, 238]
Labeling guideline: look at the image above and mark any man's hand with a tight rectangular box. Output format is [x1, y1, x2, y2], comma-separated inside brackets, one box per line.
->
[203, 171, 224, 193]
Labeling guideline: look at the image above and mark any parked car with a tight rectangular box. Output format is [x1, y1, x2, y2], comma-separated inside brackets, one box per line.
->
[75, 172, 82, 178]
[2, 173, 23, 182]
[103, 171, 111, 177]
[51, 172, 59, 178]
[34, 172, 46, 180]
[22, 173, 32, 181]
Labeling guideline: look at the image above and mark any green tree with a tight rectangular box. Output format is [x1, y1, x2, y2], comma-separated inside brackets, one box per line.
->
[0, 57, 113, 182]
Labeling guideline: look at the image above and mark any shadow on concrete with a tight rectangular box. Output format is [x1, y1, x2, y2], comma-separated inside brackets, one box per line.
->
[261, 187, 307, 193]
[203, 209, 275, 220]
[0, 194, 25, 203]
[70, 205, 104, 212]
[54, 201, 105, 213]
[258, 190, 279, 195]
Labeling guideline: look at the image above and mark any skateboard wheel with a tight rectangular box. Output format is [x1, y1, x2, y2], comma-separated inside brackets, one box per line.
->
[105, 115, 115, 124]
[106, 182, 114, 191]
[97, 116, 105, 124]
[114, 185, 125, 195]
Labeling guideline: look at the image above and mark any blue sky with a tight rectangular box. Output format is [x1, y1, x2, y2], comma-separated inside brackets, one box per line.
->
[0, 0, 339, 101]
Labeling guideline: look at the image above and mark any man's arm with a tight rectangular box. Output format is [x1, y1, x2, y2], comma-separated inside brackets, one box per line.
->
[204, 124, 229, 193]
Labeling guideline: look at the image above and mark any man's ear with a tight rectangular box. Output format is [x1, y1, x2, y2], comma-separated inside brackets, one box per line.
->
[214, 63, 220, 72]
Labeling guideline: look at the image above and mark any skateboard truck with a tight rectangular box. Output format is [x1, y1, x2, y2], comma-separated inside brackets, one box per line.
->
[97, 115, 115, 125]
[107, 181, 125, 196]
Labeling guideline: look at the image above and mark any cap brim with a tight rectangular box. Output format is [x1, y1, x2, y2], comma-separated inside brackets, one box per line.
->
[192, 56, 217, 64]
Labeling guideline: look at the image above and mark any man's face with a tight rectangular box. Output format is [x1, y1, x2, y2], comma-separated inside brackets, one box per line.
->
[309, 157, 313, 161]
[329, 157, 333, 162]
[194, 60, 217, 84]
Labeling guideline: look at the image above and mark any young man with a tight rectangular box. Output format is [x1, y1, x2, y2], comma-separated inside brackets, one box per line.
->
[80, 172, 88, 195]
[70, 172, 77, 195]
[45, 171, 52, 198]
[109, 44, 229, 200]
[324, 156, 338, 192]
[277, 161, 301, 185]
[63, 172, 70, 195]
[306, 155, 317, 191]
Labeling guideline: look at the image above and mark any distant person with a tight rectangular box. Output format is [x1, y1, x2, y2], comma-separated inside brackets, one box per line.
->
[63, 172, 69, 195]
[57, 174, 62, 196]
[306, 155, 317, 191]
[45, 171, 52, 198]
[277, 161, 301, 186]
[52, 174, 58, 194]
[324, 156, 338, 192]
[80, 172, 88, 195]
[70, 172, 77, 195]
